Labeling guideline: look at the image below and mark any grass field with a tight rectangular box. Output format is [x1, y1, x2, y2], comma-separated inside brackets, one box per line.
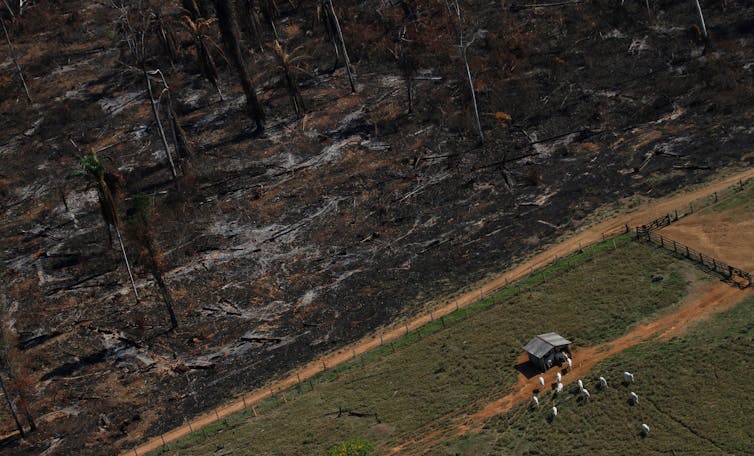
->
[153, 237, 708, 455]
[440, 294, 754, 455]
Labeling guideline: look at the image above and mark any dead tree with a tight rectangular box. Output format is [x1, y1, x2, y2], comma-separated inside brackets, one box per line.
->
[126, 195, 178, 330]
[154, 7, 178, 65]
[117, 5, 181, 182]
[215, 0, 266, 132]
[143, 67, 179, 181]
[448, 0, 483, 144]
[320, 0, 355, 92]
[240, 0, 264, 52]
[1, 15, 31, 103]
[79, 152, 140, 303]
[273, 40, 305, 115]
[182, 16, 224, 99]
[396, 26, 415, 113]
[0, 372, 23, 437]
[153, 69, 196, 166]
[692, 0, 708, 40]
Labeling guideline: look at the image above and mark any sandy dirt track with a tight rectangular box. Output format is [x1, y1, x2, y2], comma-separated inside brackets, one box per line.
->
[126, 167, 754, 456]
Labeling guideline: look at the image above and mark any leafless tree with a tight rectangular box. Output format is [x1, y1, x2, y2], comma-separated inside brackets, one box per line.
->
[319, 0, 355, 92]
[447, 0, 483, 144]
[273, 40, 305, 115]
[1, 13, 31, 103]
[396, 26, 415, 114]
[182, 16, 224, 99]
[116, 4, 180, 181]
[215, 0, 266, 132]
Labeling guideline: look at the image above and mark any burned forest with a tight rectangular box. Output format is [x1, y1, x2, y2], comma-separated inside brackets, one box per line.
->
[1, 0, 753, 454]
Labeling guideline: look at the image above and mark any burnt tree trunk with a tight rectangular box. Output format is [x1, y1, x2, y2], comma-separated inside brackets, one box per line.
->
[0, 373, 24, 437]
[215, 0, 266, 131]
[1, 16, 31, 103]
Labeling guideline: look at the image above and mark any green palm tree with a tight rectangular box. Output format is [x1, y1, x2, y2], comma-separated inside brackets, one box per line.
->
[80, 152, 140, 302]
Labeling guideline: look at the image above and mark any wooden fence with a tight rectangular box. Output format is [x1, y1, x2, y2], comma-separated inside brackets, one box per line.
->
[635, 228, 752, 288]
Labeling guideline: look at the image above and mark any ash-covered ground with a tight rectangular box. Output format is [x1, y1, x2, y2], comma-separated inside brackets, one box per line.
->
[1, 0, 753, 454]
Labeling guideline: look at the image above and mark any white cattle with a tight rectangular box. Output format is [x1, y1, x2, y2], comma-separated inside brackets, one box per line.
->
[641, 423, 650, 435]
[538, 376, 545, 387]
[577, 379, 583, 389]
[599, 376, 608, 388]
[552, 406, 558, 418]
[623, 371, 635, 383]
[556, 372, 562, 382]
[556, 382, 563, 393]
[630, 392, 639, 404]
[532, 395, 539, 407]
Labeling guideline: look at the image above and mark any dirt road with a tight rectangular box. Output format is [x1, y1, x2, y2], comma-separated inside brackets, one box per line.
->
[126, 167, 754, 456]
[386, 282, 752, 454]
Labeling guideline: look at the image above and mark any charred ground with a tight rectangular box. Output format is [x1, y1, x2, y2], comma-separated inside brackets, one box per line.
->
[1, 0, 753, 454]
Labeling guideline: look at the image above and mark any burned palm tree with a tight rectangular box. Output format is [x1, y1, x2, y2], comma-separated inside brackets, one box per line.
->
[273, 40, 305, 116]
[126, 195, 178, 330]
[154, 7, 178, 65]
[319, 0, 355, 92]
[182, 16, 224, 99]
[215, 0, 266, 132]
[79, 152, 140, 302]
[240, 0, 264, 52]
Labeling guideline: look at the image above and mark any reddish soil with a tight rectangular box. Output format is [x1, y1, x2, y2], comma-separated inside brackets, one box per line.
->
[662, 212, 754, 272]
[128, 169, 754, 456]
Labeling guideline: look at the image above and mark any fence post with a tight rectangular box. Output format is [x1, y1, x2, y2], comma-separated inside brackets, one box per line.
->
[404, 321, 409, 335]
[322, 359, 327, 371]
[380, 334, 384, 345]
[712, 258, 717, 271]
[441, 316, 445, 327]
[672, 240, 677, 252]
[625, 223, 630, 233]
[660, 236, 664, 248]
[685, 246, 690, 258]
[161, 434, 166, 447]
[242, 395, 247, 410]
[714, 191, 718, 202]
[674, 209, 678, 220]
[689, 202, 693, 213]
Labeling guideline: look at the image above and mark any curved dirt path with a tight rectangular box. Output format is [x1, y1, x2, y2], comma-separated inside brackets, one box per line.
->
[387, 282, 753, 455]
[126, 167, 754, 456]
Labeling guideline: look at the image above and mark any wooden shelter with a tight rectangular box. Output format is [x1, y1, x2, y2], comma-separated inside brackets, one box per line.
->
[522, 332, 572, 371]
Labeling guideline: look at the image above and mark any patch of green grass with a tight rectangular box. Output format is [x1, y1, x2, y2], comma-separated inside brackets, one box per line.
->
[153, 238, 707, 455]
[700, 179, 754, 217]
[443, 295, 754, 455]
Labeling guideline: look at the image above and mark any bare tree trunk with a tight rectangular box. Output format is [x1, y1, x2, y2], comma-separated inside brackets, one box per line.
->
[150, 262, 177, 329]
[143, 67, 178, 181]
[326, 0, 355, 92]
[0, 373, 24, 438]
[452, 0, 483, 144]
[114, 225, 140, 303]
[1, 16, 31, 103]
[692, 0, 708, 40]
[215, 0, 266, 131]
